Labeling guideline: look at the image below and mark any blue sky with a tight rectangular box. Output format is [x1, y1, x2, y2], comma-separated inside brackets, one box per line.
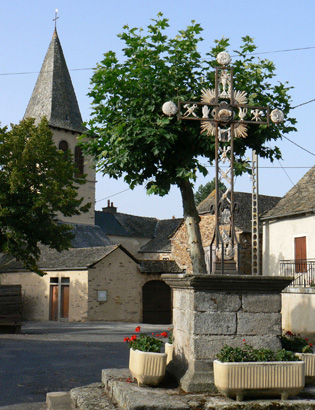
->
[1, 0, 314, 219]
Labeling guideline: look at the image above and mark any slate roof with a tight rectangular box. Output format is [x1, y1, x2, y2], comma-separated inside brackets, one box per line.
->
[95, 211, 157, 238]
[262, 165, 315, 220]
[0, 245, 120, 272]
[197, 191, 281, 233]
[95, 212, 130, 236]
[69, 224, 113, 248]
[138, 260, 183, 274]
[24, 29, 86, 134]
[139, 218, 183, 253]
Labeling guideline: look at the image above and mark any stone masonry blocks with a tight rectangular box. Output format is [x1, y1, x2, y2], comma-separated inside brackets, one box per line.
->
[237, 312, 281, 335]
[193, 311, 236, 335]
[193, 291, 241, 312]
[242, 293, 281, 313]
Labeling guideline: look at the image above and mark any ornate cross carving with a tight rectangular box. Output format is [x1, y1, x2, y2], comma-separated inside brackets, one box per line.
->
[163, 51, 284, 275]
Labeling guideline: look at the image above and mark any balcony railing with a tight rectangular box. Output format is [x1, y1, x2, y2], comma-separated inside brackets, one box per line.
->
[280, 259, 315, 288]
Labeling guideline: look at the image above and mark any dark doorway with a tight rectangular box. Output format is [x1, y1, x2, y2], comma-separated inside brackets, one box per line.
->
[142, 280, 172, 324]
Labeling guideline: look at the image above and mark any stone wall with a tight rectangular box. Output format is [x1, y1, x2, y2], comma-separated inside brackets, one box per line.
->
[163, 274, 291, 393]
[0, 270, 89, 321]
[87, 248, 161, 322]
[52, 128, 96, 226]
[170, 214, 253, 275]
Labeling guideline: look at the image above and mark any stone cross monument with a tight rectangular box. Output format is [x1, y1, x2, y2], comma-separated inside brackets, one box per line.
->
[163, 51, 284, 275]
[162, 52, 289, 393]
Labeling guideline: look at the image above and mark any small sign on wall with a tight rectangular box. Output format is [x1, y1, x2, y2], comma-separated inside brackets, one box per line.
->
[97, 290, 107, 302]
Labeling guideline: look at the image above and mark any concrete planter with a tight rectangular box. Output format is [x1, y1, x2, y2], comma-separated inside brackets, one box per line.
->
[214, 360, 305, 401]
[129, 349, 167, 386]
[165, 343, 173, 365]
[296, 353, 315, 384]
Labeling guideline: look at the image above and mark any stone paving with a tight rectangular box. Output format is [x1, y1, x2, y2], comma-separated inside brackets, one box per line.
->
[47, 368, 315, 410]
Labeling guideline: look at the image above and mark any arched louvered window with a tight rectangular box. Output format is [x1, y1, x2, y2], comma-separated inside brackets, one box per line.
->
[59, 140, 69, 152]
[74, 145, 84, 176]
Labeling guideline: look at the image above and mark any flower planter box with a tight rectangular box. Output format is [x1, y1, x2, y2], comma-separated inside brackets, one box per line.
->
[129, 349, 167, 386]
[165, 343, 173, 365]
[213, 360, 305, 401]
[296, 353, 315, 384]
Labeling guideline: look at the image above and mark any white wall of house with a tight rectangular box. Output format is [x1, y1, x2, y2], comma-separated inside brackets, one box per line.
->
[263, 214, 315, 276]
[282, 290, 315, 340]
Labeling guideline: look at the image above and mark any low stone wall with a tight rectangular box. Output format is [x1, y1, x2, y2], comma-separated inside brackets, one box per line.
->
[162, 274, 292, 393]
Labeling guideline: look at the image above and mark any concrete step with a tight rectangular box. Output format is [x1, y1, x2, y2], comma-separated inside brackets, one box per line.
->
[46, 392, 75, 410]
[71, 383, 117, 410]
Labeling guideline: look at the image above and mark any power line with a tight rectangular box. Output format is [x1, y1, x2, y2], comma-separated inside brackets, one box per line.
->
[0, 68, 94, 76]
[281, 135, 315, 157]
[292, 98, 315, 109]
[95, 188, 130, 203]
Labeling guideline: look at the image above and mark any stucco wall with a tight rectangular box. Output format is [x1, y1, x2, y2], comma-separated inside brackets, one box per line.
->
[282, 290, 315, 340]
[0, 270, 89, 322]
[53, 128, 96, 225]
[263, 214, 315, 276]
[87, 248, 161, 322]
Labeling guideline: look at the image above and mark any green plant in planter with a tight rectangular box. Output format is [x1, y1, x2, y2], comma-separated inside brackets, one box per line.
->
[123, 326, 168, 353]
[280, 331, 313, 353]
[217, 343, 299, 362]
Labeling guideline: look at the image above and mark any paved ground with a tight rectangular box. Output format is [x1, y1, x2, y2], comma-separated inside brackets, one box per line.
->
[0, 321, 169, 409]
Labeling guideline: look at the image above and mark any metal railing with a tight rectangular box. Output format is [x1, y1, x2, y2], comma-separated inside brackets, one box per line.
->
[280, 259, 315, 288]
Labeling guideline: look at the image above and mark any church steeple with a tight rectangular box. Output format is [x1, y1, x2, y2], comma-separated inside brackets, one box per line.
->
[24, 29, 86, 134]
[24, 26, 95, 226]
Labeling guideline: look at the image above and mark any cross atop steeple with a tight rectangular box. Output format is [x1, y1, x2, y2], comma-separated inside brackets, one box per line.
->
[53, 9, 59, 31]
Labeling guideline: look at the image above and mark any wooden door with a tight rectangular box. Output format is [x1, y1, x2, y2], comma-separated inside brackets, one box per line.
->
[50, 285, 59, 321]
[142, 281, 172, 324]
[61, 285, 70, 318]
[295, 236, 307, 272]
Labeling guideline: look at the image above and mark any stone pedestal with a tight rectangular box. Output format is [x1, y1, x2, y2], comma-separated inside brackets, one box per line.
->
[162, 274, 293, 393]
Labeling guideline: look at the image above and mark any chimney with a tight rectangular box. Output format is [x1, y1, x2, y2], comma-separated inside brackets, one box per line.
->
[102, 200, 117, 214]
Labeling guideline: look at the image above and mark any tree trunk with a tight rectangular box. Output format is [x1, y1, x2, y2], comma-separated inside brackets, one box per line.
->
[179, 180, 207, 275]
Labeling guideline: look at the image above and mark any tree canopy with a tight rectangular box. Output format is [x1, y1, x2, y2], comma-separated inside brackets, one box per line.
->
[83, 14, 296, 274]
[194, 179, 227, 206]
[0, 118, 89, 275]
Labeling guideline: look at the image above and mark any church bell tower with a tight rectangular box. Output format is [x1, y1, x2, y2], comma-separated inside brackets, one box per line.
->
[24, 26, 95, 225]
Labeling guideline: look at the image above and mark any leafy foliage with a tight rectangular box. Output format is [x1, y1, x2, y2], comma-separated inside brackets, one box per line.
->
[217, 343, 299, 362]
[0, 118, 90, 275]
[123, 326, 168, 353]
[280, 331, 313, 353]
[194, 178, 227, 206]
[83, 15, 296, 196]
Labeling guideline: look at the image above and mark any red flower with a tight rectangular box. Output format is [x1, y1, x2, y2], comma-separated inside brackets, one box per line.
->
[286, 331, 293, 336]
[160, 331, 168, 338]
[126, 378, 132, 383]
[123, 337, 130, 343]
[156, 333, 160, 337]
[310, 343, 313, 347]
[305, 338, 309, 341]
[243, 339, 246, 342]
[130, 335, 137, 341]
[135, 326, 141, 332]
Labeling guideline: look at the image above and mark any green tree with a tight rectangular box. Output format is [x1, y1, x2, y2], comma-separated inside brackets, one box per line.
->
[0, 118, 90, 275]
[194, 179, 227, 206]
[83, 14, 296, 274]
